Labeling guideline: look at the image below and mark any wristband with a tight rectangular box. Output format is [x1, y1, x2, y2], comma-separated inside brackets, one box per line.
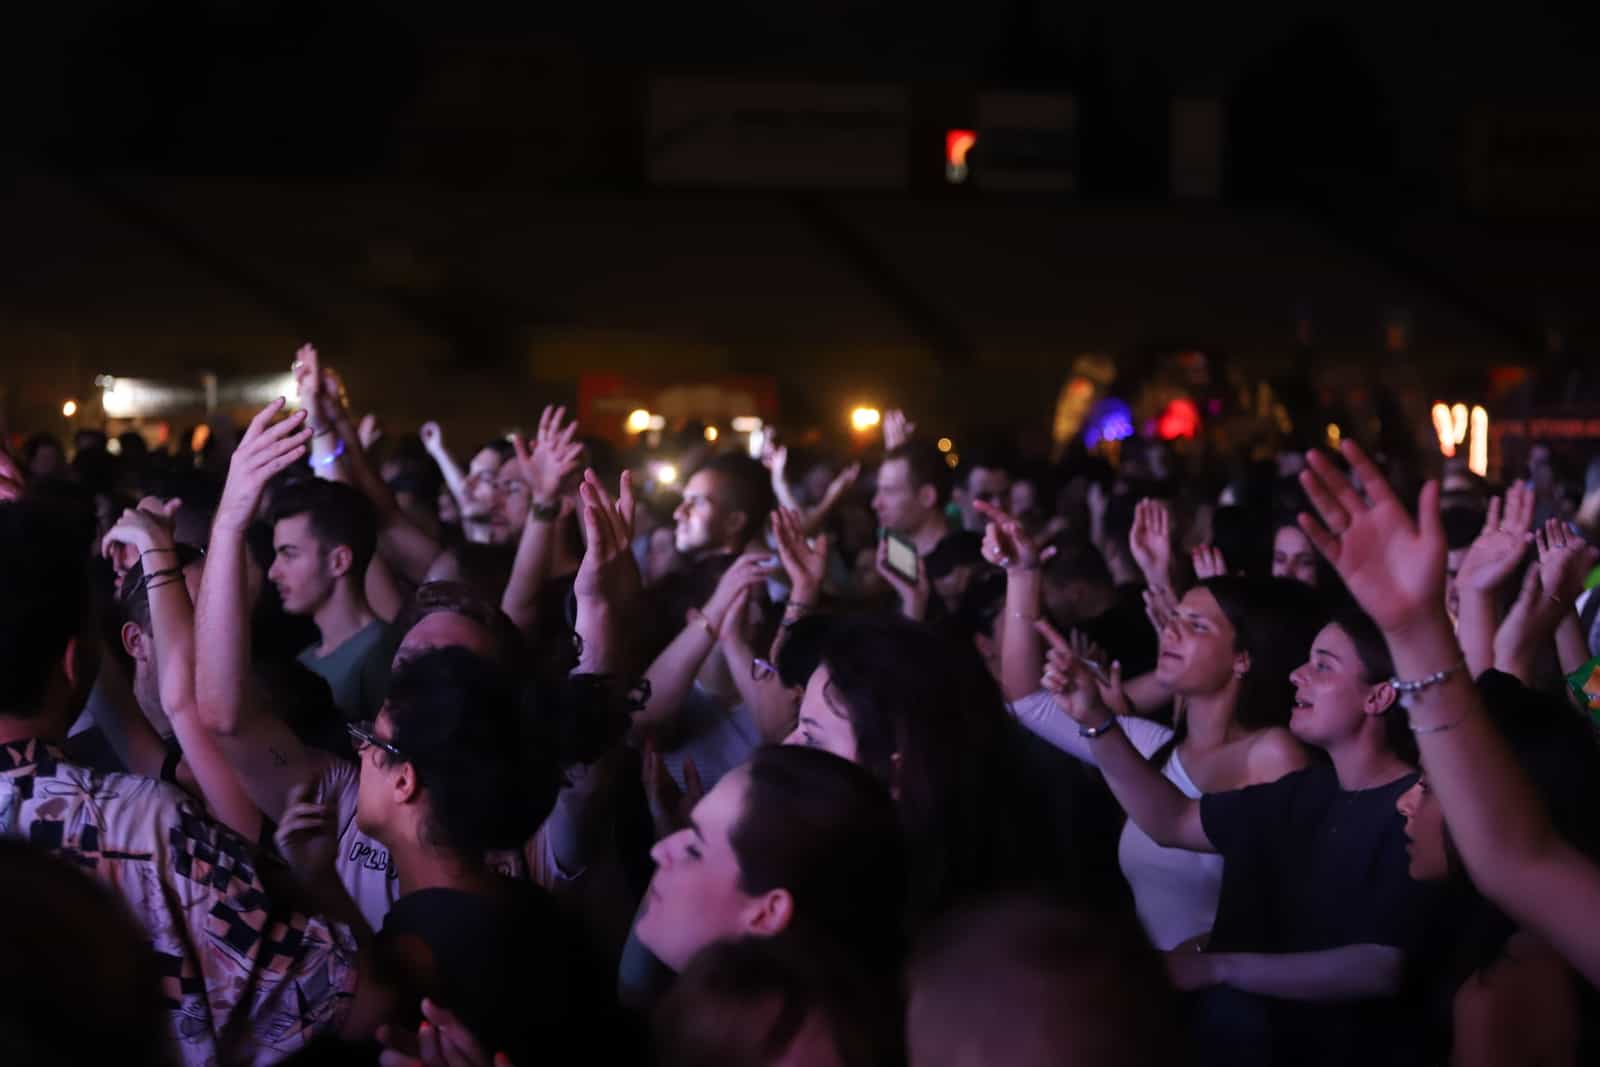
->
[531, 501, 561, 522]
[311, 439, 346, 469]
[1078, 717, 1120, 739]
[1390, 658, 1466, 707]
[141, 547, 178, 557]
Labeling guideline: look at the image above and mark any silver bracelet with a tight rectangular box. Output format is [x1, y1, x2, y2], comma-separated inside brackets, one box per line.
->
[1410, 713, 1466, 736]
[1389, 658, 1465, 706]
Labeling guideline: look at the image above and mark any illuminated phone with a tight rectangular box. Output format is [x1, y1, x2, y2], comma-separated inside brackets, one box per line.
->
[884, 532, 920, 583]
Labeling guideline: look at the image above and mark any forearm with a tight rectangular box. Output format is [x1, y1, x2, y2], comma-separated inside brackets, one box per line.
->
[999, 570, 1045, 701]
[428, 444, 470, 517]
[1555, 613, 1589, 677]
[574, 601, 624, 676]
[194, 531, 253, 736]
[637, 622, 718, 732]
[1457, 590, 1498, 678]
[1090, 724, 1211, 851]
[1212, 944, 1403, 1001]
[503, 515, 556, 635]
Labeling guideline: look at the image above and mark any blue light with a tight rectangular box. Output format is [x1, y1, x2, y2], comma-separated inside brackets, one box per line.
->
[1085, 398, 1135, 447]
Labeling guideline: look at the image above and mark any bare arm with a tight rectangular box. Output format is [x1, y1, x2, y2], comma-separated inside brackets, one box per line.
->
[977, 500, 1054, 702]
[420, 421, 470, 524]
[1191, 945, 1405, 1002]
[1457, 488, 1537, 678]
[502, 408, 585, 636]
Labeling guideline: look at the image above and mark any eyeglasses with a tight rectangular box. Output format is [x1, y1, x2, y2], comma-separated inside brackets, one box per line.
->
[346, 720, 406, 761]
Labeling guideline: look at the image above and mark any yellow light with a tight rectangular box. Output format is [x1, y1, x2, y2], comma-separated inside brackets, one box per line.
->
[704, 425, 719, 442]
[626, 409, 652, 434]
[731, 416, 763, 433]
[946, 452, 960, 469]
[61, 399, 78, 418]
[1469, 406, 1489, 478]
[657, 463, 679, 485]
[1325, 423, 1340, 446]
[1431, 403, 1457, 458]
[937, 437, 953, 453]
[850, 406, 881, 432]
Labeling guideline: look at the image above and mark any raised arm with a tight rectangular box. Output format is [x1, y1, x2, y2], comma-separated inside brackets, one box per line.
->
[1299, 440, 1600, 987]
[1535, 519, 1598, 678]
[976, 500, 1053, 702]
[1455, 486, 1535, 678]
[195, 399, 323, 822]
[571, 469, 640, 677]
[104, 502, 263, 839]
[1037, 620, 1212, 852]
[420, 421, 470, 523]
[1128, 498, 1176, 592]
[502, 406, 584, 636]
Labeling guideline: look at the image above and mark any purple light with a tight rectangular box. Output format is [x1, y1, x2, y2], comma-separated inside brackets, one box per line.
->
[1085, 398, 1135, 448]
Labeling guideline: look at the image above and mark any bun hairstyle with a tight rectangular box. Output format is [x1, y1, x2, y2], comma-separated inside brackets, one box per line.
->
[381, 647, 559, 855]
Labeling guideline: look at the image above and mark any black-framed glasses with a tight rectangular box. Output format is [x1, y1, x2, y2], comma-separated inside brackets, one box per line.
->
[346, 719, 406, 761]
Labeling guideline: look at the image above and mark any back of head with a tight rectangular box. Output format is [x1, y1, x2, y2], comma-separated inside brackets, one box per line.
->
[908, 895, 1186, 1067]
[1042, 533, 1113, 591]
[393, 580, 524, 667]
[268, 479, 379, 578]
[885, 442, 955, 510]
[0, 501, 93, 722]
[816, 615, 1034, 920]
[0, 840, 174, 1066]
[1203, 576, 1327, 732]
[700, 453, 776, 545]
[654, 936, 895, 1067]
[732, 745, 907, 977]
[382, 647, 558, 855]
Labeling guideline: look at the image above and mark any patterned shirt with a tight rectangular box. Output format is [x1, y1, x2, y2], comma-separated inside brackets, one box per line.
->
[0, 739, 358, 1066]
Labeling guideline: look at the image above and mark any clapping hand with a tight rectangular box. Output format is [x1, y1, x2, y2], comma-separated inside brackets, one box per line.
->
[512, 406, 585, 507]
[1129, 498, 1175, 589]
[883, 409, 916, 450]
[1457, 483, 1536, 594]
[1535, 518, 1598, 611]
[213, 399, 312, 533]
[573, 469, 640, 609]
[976, 500, 1057, 571]
[772, 508, 828, 607]
[1191, 544, 1228, 581]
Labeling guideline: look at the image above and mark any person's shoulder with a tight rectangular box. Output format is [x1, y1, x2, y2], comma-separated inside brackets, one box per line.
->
[1244, 727, 1311, 786]
[1454, 933, 1579, 1060]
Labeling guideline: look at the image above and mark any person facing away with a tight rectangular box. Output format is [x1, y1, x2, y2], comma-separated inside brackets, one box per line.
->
[268, 478, 395, 721]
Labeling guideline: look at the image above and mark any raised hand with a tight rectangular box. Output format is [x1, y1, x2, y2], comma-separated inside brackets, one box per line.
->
[643, 740, 702, 840]
[101, 501, 180, 565]
[358, 413, 383, 451]
[704, 551, 780, 632]
[419, 421, 445, 454]
[1457, 483, 1536, 594]
[1297, 440, 1445, 636]
[976, 499, 1056, 571]
[1129, 498, 1174, 589]
[1191, 544, 1228, 581]
[1535, 519, 1598, 610]
[213, 399, 312, 533]
[274, 782, 338, 889]
[512, 405, 585, 506]
[883, 409, 916, 450]
[1143, 583, 1179, 634]
[573, 469, 640, 607]
[818, 462, 861, 509]
[772, 507, 828, 606]
[875, 536, 931, 621]
[1036, 619, 1111, 726]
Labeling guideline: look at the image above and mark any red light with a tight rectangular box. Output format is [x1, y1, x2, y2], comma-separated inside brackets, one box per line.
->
[1155, 398, 1200, 440]
[945, 129, 977, 183]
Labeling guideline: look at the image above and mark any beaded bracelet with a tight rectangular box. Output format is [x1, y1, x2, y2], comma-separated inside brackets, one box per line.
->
[1390, 658, 1466, 708]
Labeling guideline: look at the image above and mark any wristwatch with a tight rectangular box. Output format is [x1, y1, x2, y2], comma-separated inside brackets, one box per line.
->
[531, 500, 562, 522]
[1078, 717, 1120, 739]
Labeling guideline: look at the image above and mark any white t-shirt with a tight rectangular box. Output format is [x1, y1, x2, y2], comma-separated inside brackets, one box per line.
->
[1009, 690, 1223, 950]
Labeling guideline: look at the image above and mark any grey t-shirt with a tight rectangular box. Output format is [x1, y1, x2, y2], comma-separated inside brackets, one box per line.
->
[298, 620, 394, 722]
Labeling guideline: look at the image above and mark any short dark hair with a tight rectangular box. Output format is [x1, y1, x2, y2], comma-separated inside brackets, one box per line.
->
[884, 442, 954, 508]
[0, 503, 92, 720]
[731, 746, 907, 978]
[957, 444, 1017, 487]
[1328, 605, 1414, 765]
[393, 581, 524, 666]
[699, 453, 776, 542]
[1041, 534, 1112, 590]
[1203, 577, 1327, 734]
[382, 647, 559, 856]
[268, 479, 379, 578]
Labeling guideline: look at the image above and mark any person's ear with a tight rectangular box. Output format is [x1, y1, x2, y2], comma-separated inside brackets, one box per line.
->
[1232, 649, 1252, 679]
[393, 760, 422, 805]
[744, 888, 795, 937]
[120, 622, 148, 663]
[327, 544, 354, 578]
[1365, 681, 1397, 717]
[62, 636, 90, 693]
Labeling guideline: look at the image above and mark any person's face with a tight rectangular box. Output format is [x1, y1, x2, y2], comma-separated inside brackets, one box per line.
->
[645, 525, 683, 584]
[354, 709, 408, 841]
[1288, 623, 1387, 749]
[783, 665, 859, 761]
[674, 471, 739, 556]
[463, 448, 506, 539]
[1008, 480, 1038, 520]
[1155, 587, 1240, 694]
[394, 611, 498, 669]
[28, 444, 63, 478]
[637, 767, 764, 972]
[1444, 547, 1467, 621]
[933, 561, 974, 611]
[490, 455, 531, 537]
[872, 458, 931, 535]
[268, 514, 338, 617]
[960, 468, 1012, 531]
[437, 486, 460, 527]
[1396, 777, 1449, 882]
[1270, 526, 1319, 587]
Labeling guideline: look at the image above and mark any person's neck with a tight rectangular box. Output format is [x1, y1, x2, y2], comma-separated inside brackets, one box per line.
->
[312, 585, 377, 656]
[911, 516, 947, 557]
[1180, 682, 1247, 751]
[392, 839, 500, 898]
[1325, 732, 1413, 792]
